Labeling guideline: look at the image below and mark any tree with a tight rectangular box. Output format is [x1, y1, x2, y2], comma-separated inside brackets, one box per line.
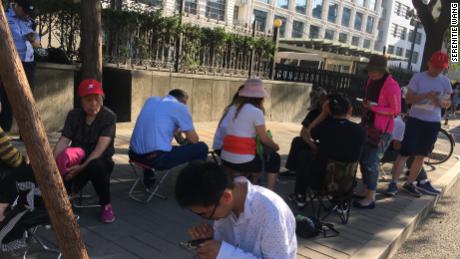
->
[412, 0, 454, 71]
[81, 0, 103, 80]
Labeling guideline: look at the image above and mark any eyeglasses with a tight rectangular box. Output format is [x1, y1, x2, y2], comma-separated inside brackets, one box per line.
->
[193, 195, 221, 220]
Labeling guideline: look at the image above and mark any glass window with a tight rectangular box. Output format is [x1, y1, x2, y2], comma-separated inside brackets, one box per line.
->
[257, 0, 270, 4]
[369, 0, 377, 11]
[309, 25, 320, 39]
[351, 36, 360, 46]
[363, 39, 371, 49]
[325, 29, 335, 40]
[277, 0, 289, 9]
[253, 10, 267, 32]
[206, 0, 226, 21]
[405, 49, 411, 58]
[356, 0, 365, 7]
[296, 0, 307, 14]
[354, 12, 363, 31]
[312, 0, 323, 19]
[394, 1, 410, 17]
[396, 47, 404, 56]
[412, 51, 419, 64]
[328, 3, 338, 23]
[341, 7, 351, 27]
[292, 21, 304, 38]
[176, 0, 198, 14]
[387, 45, 394, 54]
[400, 27, 407, 40]
[339, 33, 347, 43]
[366, 16, 374, 33]
[275, 15, 287, 37]
[233, 6, 239, 21]
[409, 30, 422, 44]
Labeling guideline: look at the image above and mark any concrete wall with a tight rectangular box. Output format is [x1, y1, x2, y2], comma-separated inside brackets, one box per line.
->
[129, 70, 312, 123]
[9, 63, 75, 133]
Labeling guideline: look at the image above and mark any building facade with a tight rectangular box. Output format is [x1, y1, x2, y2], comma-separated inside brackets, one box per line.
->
[375, 0, 426, 71]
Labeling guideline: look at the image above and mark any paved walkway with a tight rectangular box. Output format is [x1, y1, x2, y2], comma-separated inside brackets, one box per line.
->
[8, 116, 460, 259]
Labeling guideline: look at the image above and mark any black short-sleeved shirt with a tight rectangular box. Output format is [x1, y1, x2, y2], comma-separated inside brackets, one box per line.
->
[301, 109, 321, 128]
[62, 106, 117, 161]
[311, 118, 366, 173]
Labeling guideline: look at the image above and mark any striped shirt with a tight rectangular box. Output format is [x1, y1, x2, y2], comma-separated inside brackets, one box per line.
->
[0, 128, 23, 168]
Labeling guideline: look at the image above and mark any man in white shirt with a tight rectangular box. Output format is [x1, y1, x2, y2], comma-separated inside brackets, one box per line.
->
[175, 161, 297, 259]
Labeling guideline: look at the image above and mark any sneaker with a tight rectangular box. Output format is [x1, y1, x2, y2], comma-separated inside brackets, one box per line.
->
[386, 182, 398, 196]
[288, 193, 306, 210]
[143, 169, 156, 190]
[402, 182, 422, 198]
[416, 181, 441, 196]
[100, 204, 115, 223]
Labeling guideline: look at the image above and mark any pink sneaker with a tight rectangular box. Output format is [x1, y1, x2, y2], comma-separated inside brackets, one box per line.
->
[100, 204, 115, 223]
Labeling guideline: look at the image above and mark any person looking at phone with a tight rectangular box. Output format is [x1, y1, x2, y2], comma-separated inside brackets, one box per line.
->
[354, 55, 401, 209]
[2, 0, 41, 132]
[175, 161, 297, 259]
[389, 50, 452, 197]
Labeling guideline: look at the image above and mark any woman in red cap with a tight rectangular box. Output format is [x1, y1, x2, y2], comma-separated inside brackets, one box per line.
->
[53, 79, 117, 223]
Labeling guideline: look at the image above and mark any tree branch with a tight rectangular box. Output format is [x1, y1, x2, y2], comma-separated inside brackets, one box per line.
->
[412, 0, 435, 28]
[437, 0, 453, 28]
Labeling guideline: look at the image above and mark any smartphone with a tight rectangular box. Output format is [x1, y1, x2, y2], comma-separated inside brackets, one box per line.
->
[179, 238, 212, 250]
[356, 98, 377, 106]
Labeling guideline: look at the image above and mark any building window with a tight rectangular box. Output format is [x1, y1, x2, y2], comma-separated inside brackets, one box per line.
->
[354, 12, 363, 31]
[233, 6, 239, 21]
[296, 0, 307, 14]
[405, 49, 411, 58]
[351, 36, 360, 46]
[277, 0, 289, 9]
[369, 0, 377, 11]
[327, 3, 338, 23]
[310, 25, 320, 39]
[363, 39, 371, 49]
[176, 0, 197, 14]
[387, 45, 394, 54]
[325, 29, 335, 40]
[339, 33, 347, 43]
[396, 47, 404, 56]
[356, 0, 365, 7]
[253, 10, 267, 32]
[206, 0, 226, 21]
[341, 7, 351, 27]
[292, 21, 304, 38]
[257, 0, 270, 4]
[409, 30, 422, 44]
[394, 1, 410, 18]
[400, 27, 407, 40]
[366, 16, 374, 33]
[275, 15, 287, 37]
[312, 0, 323, 19]
[412, 51, 419, 64]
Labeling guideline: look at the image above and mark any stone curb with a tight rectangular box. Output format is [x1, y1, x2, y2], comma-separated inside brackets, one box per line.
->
[351, 156, 460, 259]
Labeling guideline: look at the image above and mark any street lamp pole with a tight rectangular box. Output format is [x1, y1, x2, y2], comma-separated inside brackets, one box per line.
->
[174, 0, 185, 73]
[406, 9, 420, 71]
[269, 19, 282, 80]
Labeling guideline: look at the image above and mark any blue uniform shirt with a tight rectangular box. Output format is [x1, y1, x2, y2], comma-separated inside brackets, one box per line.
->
[6, 7, 39, 62]
[130, 96, 195, 154]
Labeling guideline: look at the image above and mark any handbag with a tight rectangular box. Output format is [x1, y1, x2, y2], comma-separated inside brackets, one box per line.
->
[361, 82, 391, 147]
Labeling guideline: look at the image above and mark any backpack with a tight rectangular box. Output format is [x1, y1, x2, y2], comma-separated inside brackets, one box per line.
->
[295, 215, 339, 239]
[324, 160, 358, 197]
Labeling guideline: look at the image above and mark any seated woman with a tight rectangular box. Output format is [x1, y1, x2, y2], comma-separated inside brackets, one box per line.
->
[53, 79, 117, 223]
[220, 79, 281, 190]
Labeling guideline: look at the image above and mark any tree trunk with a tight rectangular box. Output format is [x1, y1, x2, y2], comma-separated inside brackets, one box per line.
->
[81, 0, 103, 81]
[420, 30, 444, 71]
[0, 5, 89, 259]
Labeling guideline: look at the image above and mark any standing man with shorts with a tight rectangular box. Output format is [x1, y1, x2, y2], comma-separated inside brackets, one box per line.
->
[390, 50, 452, 197]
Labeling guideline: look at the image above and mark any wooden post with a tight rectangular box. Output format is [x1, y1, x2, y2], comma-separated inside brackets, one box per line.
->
[81, 0, 103, 80]
[0, 5, 89, 259]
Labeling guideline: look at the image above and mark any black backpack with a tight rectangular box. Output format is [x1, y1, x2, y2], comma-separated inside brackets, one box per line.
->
[295, 215, 339, 239]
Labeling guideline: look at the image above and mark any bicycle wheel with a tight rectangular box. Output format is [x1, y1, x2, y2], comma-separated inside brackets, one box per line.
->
[425, 128, 455, 165]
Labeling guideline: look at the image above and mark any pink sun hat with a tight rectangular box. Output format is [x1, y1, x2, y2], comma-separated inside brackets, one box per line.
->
[238, 79, 268, 98]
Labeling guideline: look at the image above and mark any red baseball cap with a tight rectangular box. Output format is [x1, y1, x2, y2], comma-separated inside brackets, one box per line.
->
[429, 50, 449, 69]
[78, 79, 104, 97]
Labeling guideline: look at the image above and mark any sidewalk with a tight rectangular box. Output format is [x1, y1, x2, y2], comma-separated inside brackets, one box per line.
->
[11, 118, 460, 259]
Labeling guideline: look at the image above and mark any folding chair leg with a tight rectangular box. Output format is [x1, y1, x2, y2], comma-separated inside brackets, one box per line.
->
[26, 227, 61, 259]
[146, 170, 171, 202]
[128, 163, 170, 204]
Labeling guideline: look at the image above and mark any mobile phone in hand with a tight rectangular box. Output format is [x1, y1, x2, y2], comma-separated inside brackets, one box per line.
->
[179, 238, 212, 250]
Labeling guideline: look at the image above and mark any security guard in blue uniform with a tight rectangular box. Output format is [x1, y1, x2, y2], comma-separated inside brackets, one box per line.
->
[0, 0, 41, 132]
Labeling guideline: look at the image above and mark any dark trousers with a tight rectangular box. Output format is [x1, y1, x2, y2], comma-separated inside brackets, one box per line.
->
[0, 62, 35, 132]
[293, 143, 315, 196]
[0, 162, 35, 204]
[129, 142, 209, 171]
[286, 137, 309, 171]
[71, 158, 114, 206]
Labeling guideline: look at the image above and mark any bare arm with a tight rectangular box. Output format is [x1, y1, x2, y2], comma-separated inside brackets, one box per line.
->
[53, 136, 71, 159]
[79, 136, 112, 168]
[255, 125, 279, 151]
[184, 130, 199, 144]
[405, 89, 435, 105]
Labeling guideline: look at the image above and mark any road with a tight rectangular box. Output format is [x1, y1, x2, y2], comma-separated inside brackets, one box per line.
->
[393, 119, 460, 259]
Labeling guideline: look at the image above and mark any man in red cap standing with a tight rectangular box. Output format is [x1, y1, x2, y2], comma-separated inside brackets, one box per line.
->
[53, 79, 117, 223]
[389, 51, 452, 197]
